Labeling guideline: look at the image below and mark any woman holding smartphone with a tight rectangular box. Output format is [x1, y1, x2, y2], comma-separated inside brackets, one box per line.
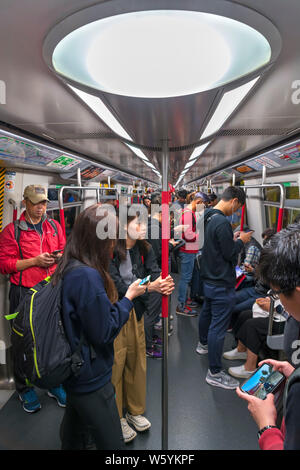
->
[109, 213, 174, 443]
[52, 204, 147, 450]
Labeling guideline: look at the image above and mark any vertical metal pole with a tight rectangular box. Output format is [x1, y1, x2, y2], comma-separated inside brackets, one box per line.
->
[240, 203, 246, 231]
[161, 139, 169, 451]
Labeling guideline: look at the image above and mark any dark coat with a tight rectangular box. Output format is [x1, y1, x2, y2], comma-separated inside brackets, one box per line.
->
[109, 242, 160, 320]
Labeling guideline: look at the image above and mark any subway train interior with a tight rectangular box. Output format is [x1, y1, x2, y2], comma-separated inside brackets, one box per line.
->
[0, 0, 300, 452]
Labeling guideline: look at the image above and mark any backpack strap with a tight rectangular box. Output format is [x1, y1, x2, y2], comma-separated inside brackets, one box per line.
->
[181, 209, 196, 231]
[283, 367, 300, 417]
[46, 217, 58, 237]
[14, 220, 24, 286]
[63, 259, 97, 361]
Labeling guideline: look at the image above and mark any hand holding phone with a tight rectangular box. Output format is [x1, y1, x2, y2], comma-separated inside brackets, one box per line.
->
[139, 275, 151, 286]
[239, 363, 285, 400]
[52, 249, 62, 256]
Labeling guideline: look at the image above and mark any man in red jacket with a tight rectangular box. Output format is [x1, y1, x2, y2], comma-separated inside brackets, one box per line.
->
[0, 184, 66, 413]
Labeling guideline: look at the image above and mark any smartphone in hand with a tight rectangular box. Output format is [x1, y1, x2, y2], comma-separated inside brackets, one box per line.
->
[139, 275, 151, 286]
[240, 363, 285, 400]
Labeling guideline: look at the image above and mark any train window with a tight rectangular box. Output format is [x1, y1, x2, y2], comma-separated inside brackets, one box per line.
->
[264, 185, 300, 203]
[47, 186, 82, 236]
[47, 187, 81, 203]
[265, 206, 300, 229]
[264, 185, 300, 229]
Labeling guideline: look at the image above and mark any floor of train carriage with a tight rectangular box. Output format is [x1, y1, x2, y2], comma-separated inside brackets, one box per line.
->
[0, 274, 259, 450]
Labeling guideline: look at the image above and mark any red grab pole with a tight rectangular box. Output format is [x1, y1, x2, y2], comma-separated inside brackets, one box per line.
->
[161, 191, 169, 318]
[59, 208, 66, 237]
[240, 204, 245, 231]
[277, 208, 284, 232]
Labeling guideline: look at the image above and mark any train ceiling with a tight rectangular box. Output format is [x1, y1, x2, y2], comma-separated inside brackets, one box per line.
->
[0, 0, 300, 186]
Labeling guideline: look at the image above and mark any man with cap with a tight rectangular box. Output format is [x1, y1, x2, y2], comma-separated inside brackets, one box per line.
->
[0, 184, 66, 413]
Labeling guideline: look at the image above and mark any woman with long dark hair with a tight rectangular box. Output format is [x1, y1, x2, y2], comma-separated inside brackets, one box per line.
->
[52, 204, 147, 450]
[109, 213, 174, 443]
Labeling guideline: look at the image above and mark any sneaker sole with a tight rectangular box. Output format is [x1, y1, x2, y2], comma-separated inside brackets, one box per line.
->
[47, 391, 66, 407]
[196, 348, 208, 355]
[205, 377, 239, 390]
[176, 311, 197, 317]
[228, 369, 254, 379]
[223, 352, 247, 360]
[123, 431, 137, 443]
[126, 415, 151, 432]
[19, 396, 41, 413]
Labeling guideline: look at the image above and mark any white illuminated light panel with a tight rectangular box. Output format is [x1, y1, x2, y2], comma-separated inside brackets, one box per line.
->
[68, 85, 159, 176]
[54, 11, 271, 99]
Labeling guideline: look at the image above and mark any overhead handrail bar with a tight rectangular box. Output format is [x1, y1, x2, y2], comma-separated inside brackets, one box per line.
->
[239, 183, 285, 232]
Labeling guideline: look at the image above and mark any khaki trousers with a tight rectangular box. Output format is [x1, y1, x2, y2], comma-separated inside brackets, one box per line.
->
[111, 309, 146, 418]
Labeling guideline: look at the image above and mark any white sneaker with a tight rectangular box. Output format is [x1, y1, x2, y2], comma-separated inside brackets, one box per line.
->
[120, 418, 137, 443]
[228, 364, 255, 379]
[223, 348, 247, 360]
[196, 341, 208, 355]
[125, 412, 151, 432]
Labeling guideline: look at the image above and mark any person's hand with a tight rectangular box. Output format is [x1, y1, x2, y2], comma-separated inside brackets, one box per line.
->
[52, 252, 63, 264]
[151, 275, 175, 296]
[239, 231, 253, 244]
[256, 297, 271, 311]
[34, 252, 55, 268]
[258, 359, 295, 379]
[174, 224, 189, 233]
[125, 279, 147, 301]
[244, 262, 254, 273]
[236, 387, 278, 430]
[233, 231, 241, 241]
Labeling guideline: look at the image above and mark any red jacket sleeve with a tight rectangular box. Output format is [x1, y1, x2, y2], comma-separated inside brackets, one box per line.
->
[259, 421, 285, 450]
[0, 223, 19, 274]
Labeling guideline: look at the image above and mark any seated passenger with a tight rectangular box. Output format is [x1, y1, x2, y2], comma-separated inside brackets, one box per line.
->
[53, 204, 147, 450]
[109, 214, 174, 443]
[230, 278, 269, 329]
[236, 224, 300, 450]
[224, 296, 287, 378]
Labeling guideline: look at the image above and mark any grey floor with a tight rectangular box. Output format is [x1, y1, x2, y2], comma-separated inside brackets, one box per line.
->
[0, 276, 259, 450]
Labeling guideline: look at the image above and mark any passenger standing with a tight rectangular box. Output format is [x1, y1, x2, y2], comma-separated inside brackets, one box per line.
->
[0, 185, 66, 412]
[109, 214, 174, 443]
[196, 186, 252, 389]
[52, 204, 146, 450]
[175, 192, 205, 316]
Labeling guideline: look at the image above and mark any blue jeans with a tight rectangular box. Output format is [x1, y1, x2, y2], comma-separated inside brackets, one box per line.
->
[178, 252, 196, 305]
[230, 286, 264, 330]
[198, 282, 236, 373]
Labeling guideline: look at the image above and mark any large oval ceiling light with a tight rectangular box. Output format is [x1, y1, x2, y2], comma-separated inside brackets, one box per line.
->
[52, 10, 271, 98]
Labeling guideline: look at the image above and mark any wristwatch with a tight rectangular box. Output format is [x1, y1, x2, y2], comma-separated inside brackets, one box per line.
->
[257, 425, 278, 439]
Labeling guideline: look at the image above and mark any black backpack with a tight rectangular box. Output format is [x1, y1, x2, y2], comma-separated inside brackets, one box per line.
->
[6, 260, 89, 390]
